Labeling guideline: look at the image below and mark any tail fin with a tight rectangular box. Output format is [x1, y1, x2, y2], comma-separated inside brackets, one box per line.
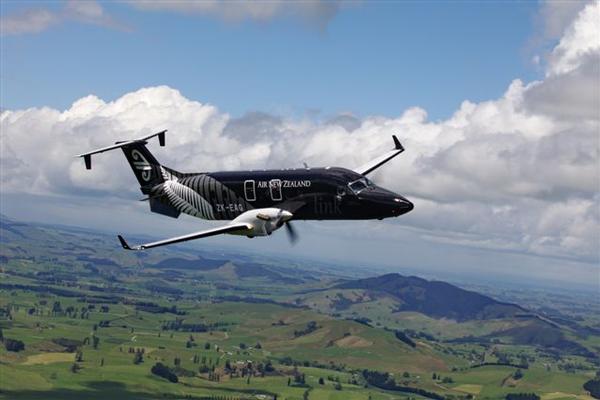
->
[77, 130, 183, 219]
[121, 142, 164, 189]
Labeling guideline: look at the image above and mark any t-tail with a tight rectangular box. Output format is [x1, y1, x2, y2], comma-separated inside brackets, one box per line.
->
[76, 130, 182, 218]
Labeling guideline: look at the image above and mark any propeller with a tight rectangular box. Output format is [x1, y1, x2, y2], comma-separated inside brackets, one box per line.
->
[284, 221, 298, 244]
[275, 209, 298, 245]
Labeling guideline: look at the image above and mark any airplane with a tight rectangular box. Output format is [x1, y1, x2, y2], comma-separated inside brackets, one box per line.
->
[77, 130, 413, 250]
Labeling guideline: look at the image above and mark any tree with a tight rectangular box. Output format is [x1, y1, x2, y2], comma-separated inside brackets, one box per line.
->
[204, 342, 211, 350]
[519, 355, 529, 369]
[70, 363, 81, 373]
[199, 364, 210, 373]
[133, 351, 143, 364]
[100, 358, 104, 367]
[52, 301, 62, 315]
[513, 369, 524, 380]
[294, 373, 306, 385]
[4, 338, 25, 352]
[403, 371, 410, 378]
[75, 350, 83, 362]
[92, 336, 100, 350]
[334, 382, 342, 391]
[264, 361, 274, 372]
[318, 377, 325, 385]
[151, 362, 178, 383]
[583, 378, 600, 399]
[505, 394, 540, 400]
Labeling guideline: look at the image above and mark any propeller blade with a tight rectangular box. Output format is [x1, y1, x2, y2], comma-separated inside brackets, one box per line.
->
[285, 222, 298, 244]
[276, 209, 293, 228]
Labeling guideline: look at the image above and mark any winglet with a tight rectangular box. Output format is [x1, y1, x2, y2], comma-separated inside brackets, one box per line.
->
[392, 135, 403, 151]
[117, 235, 133, 250]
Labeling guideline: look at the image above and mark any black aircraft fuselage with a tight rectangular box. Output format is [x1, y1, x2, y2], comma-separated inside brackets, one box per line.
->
[198, 167, 413, 220]
[78, 130, 414, 249]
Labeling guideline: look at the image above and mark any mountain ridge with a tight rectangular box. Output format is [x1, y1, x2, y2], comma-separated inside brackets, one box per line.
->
[334, 272, 527, 321]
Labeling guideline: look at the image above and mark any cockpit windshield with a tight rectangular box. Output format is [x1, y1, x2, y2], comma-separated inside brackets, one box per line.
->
[348, 178, 374, 194]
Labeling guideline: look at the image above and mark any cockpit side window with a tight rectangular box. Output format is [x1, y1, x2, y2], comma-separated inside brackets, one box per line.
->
[348, 178, 372, 194]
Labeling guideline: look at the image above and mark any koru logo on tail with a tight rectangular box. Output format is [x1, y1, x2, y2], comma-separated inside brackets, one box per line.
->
[131, 149, 152, 182]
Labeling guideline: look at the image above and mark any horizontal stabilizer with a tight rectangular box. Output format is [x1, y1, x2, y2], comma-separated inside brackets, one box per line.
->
[76, 130, 167, 170]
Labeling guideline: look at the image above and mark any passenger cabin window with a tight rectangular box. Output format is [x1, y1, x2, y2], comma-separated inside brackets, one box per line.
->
[244, 180, 256, 201]
[269, 179, 283, 201]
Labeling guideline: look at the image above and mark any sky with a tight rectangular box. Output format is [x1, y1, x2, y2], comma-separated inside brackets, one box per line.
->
[1, 0, 599, 290]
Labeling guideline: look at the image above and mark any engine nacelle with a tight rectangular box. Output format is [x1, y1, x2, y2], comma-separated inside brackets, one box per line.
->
[230, 208, 292, 237]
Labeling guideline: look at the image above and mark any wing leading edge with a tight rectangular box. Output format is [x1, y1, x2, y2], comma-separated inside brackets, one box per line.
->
[353, 135, 404, 176]
[117, 222, 252, 250]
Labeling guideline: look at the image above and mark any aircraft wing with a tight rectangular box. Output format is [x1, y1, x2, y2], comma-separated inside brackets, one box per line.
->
[117, 222, 252, 250]
[353, 135, 404, 176]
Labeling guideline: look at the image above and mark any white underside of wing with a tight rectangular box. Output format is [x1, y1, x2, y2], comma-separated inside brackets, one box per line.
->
[353, 148, 403, 176]
[119, 207, 294, 250]
[128, 222, 253, 250]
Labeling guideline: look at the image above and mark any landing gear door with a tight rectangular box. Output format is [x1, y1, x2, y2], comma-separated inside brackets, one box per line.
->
[244, 180, 256, 201]
[269, 179, 282, 201]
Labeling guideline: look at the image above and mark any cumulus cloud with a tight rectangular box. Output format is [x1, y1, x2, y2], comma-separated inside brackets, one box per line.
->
[546, 1, 600, 76]
[128, 0, 342, 30]
[0, 0, 127, 36]
[540, 1, 589, 37]
[525, 53, 599, 120]
[1, 1, 598, 263]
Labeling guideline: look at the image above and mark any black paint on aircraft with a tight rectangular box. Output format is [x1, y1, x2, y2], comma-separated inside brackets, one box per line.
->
[78, 130, 413, 249]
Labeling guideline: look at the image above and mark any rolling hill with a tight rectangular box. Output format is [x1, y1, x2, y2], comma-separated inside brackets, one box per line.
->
[334, 273, 526, 321]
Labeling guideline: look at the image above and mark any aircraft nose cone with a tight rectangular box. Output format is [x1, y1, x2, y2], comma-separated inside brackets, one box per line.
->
[393, 196, 413, 214]
[360, 187, 413, 218]
[394, 197, 413, 209]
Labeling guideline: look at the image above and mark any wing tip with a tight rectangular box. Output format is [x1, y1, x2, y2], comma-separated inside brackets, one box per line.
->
[392, 135, 403, 151]
[117, 235, 133, 250]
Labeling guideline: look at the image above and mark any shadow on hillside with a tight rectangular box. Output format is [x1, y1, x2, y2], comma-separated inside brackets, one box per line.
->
[1, 381, 172, 400]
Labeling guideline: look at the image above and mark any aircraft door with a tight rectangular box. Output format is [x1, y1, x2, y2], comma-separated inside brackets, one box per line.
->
[244, 180, 256, 201]
[269, 179, 282, 201]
